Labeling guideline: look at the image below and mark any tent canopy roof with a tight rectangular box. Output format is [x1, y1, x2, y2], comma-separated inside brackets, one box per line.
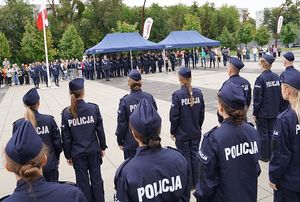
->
[159, 30, 220, 49]
[86, 32, 162, 54]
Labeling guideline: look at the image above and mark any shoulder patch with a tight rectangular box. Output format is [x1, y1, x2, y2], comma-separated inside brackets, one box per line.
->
[203, 126, 218, 137]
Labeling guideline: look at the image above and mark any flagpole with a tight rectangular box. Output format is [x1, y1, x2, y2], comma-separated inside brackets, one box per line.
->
[42, 5, 51, 87]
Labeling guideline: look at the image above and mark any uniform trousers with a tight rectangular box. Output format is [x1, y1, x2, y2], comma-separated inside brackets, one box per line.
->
[275, 187, 300, 202]
[256, 117, 276, 162]
[175, 137, 200, 189]
[73, 152, 104, 202]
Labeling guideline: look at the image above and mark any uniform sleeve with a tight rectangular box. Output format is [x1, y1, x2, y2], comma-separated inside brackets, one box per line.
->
[247, 82, 252, 107]
[114, 164, 131, 202]
[199, 93, 205, 128]
[253, 77, 264, 116]
[169, 93, 180, 135]
[194, 135, 219, 201]
[95, 106, 107, 150]
[115, 98, 128, 146]
[61, 111, 72, 159]
[269, 117, 292, 185]
[51, 118, 62, 159]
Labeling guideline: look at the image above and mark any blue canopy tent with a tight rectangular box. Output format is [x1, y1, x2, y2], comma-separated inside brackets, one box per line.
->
[86, 32, 163, 54]
[86, 32, 163, 69]
[158, 30, 220, 72]
[158, 30, 220, 48]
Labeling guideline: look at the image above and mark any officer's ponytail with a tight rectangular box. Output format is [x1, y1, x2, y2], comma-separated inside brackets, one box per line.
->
[69, 89, 84, 118]
[128, 78, 142, 91]
[24, 105, 38, 128]
[287, 84, 300, 123]
[218, 96, 246, 125]
[5, 145, 48, 189]
[180, 76, 194, 107]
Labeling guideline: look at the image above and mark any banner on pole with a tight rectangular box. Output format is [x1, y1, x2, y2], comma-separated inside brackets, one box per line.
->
[143, 17, 153, 40]
[277, 16, 283, 34]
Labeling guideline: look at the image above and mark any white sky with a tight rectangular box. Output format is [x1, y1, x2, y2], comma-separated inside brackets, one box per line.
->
[123, 0, 287, 18]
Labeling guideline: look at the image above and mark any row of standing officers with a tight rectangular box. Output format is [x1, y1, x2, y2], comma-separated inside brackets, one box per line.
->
[1, 51, 300, 202]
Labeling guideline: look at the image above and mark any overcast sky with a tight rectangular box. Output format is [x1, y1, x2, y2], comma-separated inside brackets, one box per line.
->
[123, 0, 287, 18]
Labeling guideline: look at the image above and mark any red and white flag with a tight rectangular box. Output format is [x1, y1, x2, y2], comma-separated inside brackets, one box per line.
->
[36, 4, 48, 31]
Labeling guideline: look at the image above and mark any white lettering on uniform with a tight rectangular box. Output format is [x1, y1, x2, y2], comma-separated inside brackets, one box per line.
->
[36, 126, 49, 135]
[242, 85, 249, 91]
[266, 81, 280, 88]
[181, 97, 201, 106]
[137, 175, 182, 201]
[130, 104, 138, 112]
[296, 124, 300, 135]
[68, 116, 95, 127]
[199, 150, 208, 161]
[224, 141, 259, 161]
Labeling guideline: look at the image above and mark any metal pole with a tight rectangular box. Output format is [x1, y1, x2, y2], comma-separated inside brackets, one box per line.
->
[163, 49, 167, 74]
[193, 47, 196, 69]
[93, 54, 96, 78]
[42, 5, 50, 87]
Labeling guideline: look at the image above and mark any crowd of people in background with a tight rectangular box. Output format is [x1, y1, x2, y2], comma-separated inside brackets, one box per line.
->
[0, 44, 284, 89]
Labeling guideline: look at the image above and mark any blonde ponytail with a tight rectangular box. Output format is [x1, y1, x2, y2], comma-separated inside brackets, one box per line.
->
[70, 94, 78, 118]
[291, 90, 300, 123]
[24, 107, 37, 128]
[186, 78, 194, 107]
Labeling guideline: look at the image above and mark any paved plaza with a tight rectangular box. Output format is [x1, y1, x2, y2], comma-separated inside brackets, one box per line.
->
[0, 55, 299, 201]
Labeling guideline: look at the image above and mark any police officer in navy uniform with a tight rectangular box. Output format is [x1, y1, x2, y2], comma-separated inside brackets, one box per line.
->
[88, 57, 94, 80]
[42, 62, 49, 87]
[194, 81, 261, 202]
[169, 67, 205, 190]
[218, 57, 251, 123]
[61, 78, 107, 202]
[253, 54, 281, 162]
[95, 57, 102, 79]
[51, 62, 60, 86]
[114, 99, 190, 202]
[158, 53, 164, 73]
[269, 70, 300, 202]
[279, 51, 299, 112]
[12, 88, 62, 182]
[115, 69, 157, 160]
[170, 52, 176, 71]
[3, 121, 87, 202]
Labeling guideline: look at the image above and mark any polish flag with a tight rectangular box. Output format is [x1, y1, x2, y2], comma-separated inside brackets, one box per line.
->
[36, 4, 48, 31]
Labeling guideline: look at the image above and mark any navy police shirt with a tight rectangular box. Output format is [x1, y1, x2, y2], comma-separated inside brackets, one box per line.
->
[115, 90, 157, 150]
[3, 177, 87, 202]
[222, 74, 252, 107]
[169, 86, 205, 141]
[13, 111, 62, 170]
[194, 120, 261, 202]
[253, 70, 281, 118]
[269, 106, 300, 192]
[61, 100, 107, 159]
[114, 147, 189, 202]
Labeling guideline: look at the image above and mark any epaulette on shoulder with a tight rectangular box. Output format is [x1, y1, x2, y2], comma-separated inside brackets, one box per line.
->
[57, 181, 78, 187]
[88, 102, 98, 107]
[0, 194, 10, 201]
[115, 158, 132, 178]
[61, 107, 68, 115]
[203, 126, 218, 137]
[13, 118, 24, 126]
[166, 146, 184, 156]
[247, 122, 255, 127]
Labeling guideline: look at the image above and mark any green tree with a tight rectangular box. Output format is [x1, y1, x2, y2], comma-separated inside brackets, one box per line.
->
[59, 24, 84, 59]
[21, 22, 56, 62]
[0, 0, 33, 62]
[237, 22, 255, 45]
[217, 26, 237, 49]
[112, 21, 138, 33]
[198, 2, 217, 38]
[145, 3, 168, 42]
[215, 5, 240, 33]
[165, 4, 189, 32]
[254, 26, 271, 46]
[0, 33, 11, 59]
[281, 23, 297, 46]
[182, 14, 201, 32]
